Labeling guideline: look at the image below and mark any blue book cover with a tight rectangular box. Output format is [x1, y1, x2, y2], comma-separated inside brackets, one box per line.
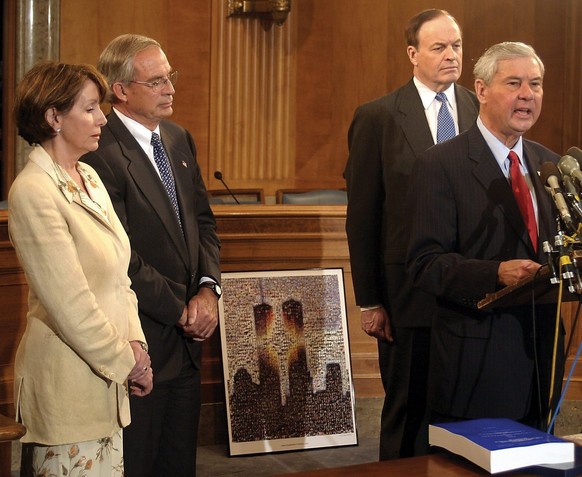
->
[429, 418, 575, 474]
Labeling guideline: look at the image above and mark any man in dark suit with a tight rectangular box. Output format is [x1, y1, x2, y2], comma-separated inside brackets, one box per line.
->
[407, 42, 564, 428]
[83, 34, 221, 477]
[344, 9, 479, 460]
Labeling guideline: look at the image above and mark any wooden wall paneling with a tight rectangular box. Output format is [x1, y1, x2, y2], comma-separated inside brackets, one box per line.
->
[294, 1, 391, 191]
[1, 1, 17, 200]
[60, 1, 214, 175]
[561, 302, 582, 400]
[166, 0, 212, 175]
[294, 0, 346, 190]
[527, 0, 568, 154]
[208, 0, 295, 196]
[563, 0, 582, 151]
[60, 1, 169, 65]
[54, 0, 582, 198]
[458, 0, 567, 154]
[0, 211, 27, 418]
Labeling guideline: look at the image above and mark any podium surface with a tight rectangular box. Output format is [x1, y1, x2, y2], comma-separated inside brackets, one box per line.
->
[478, 252, 582, 310]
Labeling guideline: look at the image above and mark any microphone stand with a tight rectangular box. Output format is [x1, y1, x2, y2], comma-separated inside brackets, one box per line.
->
[543, 240, 560, 285]
[555, 230, 576, 294]
[214, 171, 240, 204]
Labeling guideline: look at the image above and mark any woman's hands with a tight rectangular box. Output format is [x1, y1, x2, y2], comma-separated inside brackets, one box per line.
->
[128, 340, 153, 396]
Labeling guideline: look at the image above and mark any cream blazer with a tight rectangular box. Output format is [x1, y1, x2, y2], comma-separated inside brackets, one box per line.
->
[8, 146, 145, 445]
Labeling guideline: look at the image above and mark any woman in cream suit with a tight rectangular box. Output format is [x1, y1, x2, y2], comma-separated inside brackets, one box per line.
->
[9, 62, 153, 476]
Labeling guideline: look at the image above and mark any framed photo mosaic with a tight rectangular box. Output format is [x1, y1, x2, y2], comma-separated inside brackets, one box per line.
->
[218, 268, 358, 455]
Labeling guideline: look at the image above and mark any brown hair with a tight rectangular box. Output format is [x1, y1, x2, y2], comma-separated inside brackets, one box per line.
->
[14, 61, 109, 145]
[404, 9, 461, 48]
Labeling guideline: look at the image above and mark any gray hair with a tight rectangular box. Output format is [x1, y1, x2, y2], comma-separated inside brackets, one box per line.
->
[473, 42, 544, 85]
[97, 34, 161, 102]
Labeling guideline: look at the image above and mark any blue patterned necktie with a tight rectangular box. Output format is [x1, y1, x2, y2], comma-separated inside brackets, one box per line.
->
[151, 132, 182, 230]
[435, 92, 456, 143]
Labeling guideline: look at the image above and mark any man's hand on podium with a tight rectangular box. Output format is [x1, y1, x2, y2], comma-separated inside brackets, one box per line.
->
[498, 259, 542, 287]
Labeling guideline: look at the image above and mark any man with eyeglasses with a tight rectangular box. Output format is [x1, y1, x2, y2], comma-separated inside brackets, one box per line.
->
[83, 34, 221, 477]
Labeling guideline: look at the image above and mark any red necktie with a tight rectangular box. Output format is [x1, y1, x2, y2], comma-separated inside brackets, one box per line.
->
[508, 151, 537, 251]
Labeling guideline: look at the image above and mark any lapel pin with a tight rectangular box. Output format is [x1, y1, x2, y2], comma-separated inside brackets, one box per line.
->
[182, 161, 188, 168]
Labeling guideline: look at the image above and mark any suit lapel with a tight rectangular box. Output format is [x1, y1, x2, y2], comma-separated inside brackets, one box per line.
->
[106, 114, 189, 263]
[455, 84, 479, 132]
[397, 80, 478, 158]
[467, 126, 538, 255]
[398, 80, 435, 157]
[71, 194, 113, 229]
[29, 146, 117, 233]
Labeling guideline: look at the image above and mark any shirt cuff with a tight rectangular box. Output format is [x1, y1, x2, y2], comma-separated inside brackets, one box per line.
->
[360, 305, 382, 312]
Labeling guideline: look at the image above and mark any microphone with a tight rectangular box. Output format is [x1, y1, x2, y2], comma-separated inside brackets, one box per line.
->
[557, 155, 582, 221]
[558, 155, 582, 188]
[562, 174, 578, 197]
[540, 162, 575, 233]
[567, 146, 582, 164]
[214, 170, 240, 204]
[561, 175, 582, 222]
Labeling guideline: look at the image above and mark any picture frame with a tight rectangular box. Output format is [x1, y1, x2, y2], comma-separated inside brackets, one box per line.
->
[218, 268, 358, 456]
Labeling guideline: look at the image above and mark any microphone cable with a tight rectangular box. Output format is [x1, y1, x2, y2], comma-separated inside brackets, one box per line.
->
[530, 264, 543, 429]
[545, 257, 565, 431]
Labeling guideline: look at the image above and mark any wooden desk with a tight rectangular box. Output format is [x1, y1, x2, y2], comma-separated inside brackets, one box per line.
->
[275, 452, 552, 477]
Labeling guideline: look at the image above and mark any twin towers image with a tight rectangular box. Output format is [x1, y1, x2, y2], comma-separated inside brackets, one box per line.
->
[220, 271, 357, 450]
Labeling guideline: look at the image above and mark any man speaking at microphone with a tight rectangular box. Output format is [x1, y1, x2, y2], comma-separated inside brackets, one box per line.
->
[407, 42, 564, 430]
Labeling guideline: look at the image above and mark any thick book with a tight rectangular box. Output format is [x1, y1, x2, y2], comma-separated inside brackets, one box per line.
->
[429, 418, 575, 474]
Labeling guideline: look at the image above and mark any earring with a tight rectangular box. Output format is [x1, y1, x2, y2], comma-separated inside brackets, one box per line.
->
[56, 128, 61, 134]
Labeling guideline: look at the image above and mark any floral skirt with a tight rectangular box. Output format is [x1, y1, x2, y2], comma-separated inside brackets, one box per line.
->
[21, 430, 123, 477]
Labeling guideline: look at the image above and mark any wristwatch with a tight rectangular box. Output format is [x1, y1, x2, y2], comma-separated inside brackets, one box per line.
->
[199, 281, 222, 299]
[136, 340, 148, 353]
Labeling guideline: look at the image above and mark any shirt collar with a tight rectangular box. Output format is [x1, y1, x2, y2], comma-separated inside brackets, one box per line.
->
[413, 77, 457, 111]
[112, 107, 161, 154]
[477, 116, 524, 173]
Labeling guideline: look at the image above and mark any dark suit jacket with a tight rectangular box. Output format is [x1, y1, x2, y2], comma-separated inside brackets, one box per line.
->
[344, 79, 479, 327]
[83, 111, 221, 382]
[406, 123, 562, 420]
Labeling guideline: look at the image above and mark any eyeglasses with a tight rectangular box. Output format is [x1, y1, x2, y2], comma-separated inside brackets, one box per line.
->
[129, 71, 178, 93]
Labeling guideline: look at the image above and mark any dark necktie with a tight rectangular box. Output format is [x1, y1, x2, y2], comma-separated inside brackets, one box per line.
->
[435, 92, 456, 143]
[151, 132, 182, 230]
[509, 151, 537, 251]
